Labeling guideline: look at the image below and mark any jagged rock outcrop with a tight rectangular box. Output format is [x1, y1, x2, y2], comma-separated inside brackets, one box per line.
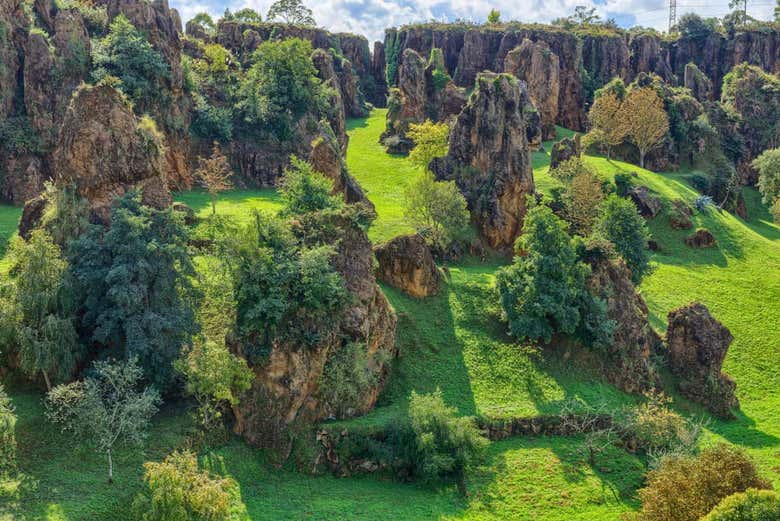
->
[628, 185, 662, 218]
[666, 302, 739, 418]
[374, 234, 441, 298]
[585, 248, 661, 394]
[308, 128, 373, 210]
[686, 228, 716, 248]
[335, 55, 369, 118]
[629, 32, 674, 82]
[503, 39, 560, 140]
[52, 84, 170, 222]
[371, 41, 388, 106]
[312, 49, 349, 153]
[684, 62, 714, 102]
[581, 33, 631, 93]
[430, 73, 539, 250]
[233, 209, 397, 454]
[550, 134, 581, 169]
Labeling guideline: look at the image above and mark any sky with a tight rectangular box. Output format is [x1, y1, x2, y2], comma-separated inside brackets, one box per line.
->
[170, 0, 778, 43]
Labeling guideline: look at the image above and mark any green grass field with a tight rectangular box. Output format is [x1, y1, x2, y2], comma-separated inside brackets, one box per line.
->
[2, 109, 779, 520]
[0, 204, 22, 272]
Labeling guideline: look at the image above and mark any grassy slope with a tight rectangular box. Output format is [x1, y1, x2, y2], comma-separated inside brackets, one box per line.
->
[0, 204, 21, 272]
[173, 188, 283, 222]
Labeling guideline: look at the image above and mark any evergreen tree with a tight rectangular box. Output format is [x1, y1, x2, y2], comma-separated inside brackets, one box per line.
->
[594, 195, 651, 283]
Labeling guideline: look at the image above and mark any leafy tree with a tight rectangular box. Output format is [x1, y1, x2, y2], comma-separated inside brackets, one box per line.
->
[408, 389, 487, 495]
[407, 120, 450, 172]
[635, 444, 771, 521]
[266, 0, 316, 25]
[191, 93, 234, 142]
[133, 450, 248, 521]
[190, 12, 216, 34]
[279, 157, 342, 215]
[496, 204, 590, 343]
[675, 13, 719, 40]
[0, 385, 16, 474]
[572, 5, 601, 24]
[587, 90, 627, 159]
[487, 9, 501, 24]
[550, 157, 592, 184]
[92, 15, 170, 106]
[46, 358, 160, 483]
[236, 38, 326, 138]
[1, 231, 79, 390]
[196, 143, 234, 215]
[593, 195, 651, 284]
[232, 8, 262, 24]
[751, 148, 780, 221]
[70, 192, 198, 390]
[621, 87, 670, 169]
[404, 171, 469, 250]
[703, 489, 780, 521]
[562, 170, 605, 236]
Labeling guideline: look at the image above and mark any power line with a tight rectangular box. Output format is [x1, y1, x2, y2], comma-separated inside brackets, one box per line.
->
[669, 0, 677, 32]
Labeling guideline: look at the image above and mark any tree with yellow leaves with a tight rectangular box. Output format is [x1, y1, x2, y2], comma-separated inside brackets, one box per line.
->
[195, 143, 233, 215]
[587, 91, 626, 160]
[621, 87, 670, 170]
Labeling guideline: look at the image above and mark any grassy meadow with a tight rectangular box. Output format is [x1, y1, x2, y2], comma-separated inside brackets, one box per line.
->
[1, 108, 779, 519]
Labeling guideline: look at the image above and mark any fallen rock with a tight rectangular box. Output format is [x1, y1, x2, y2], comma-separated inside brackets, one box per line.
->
[549, 134, 581, 170]
[669, 199, 693, 230]
[628, 185, 662, 218]
[431, 73, 539, 250]
[666, 302, 739, 418]
[374, 234, 441, 298]
[685, 228, 716, 248]
[172, 201, 196, 225]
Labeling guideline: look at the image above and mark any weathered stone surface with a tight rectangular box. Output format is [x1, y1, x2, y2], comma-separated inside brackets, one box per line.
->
[431, 73, 539, 250]
[684, 62, 714, 102]
[628, 185, 662, 218]
[669, 199, 693, 230]
[374, 234, 441, 298]
[685, 228, 716, 248]
[52, 84, 170, 222]
[233, 210, 397, 455]
[308, 128, 374, 211]
[585, 248, 662, 394]
[17, 195, 46, 240]
[504, 39, 560, 140]
[550, 134, 581, 169]
[335, 56, 369, 118]
[171, 201, 196, 225]
[371, 40, 388, 106]
[629, 32, 674, 82]
[580, 32, 631, 91]
[312, 49, 349, 153]
[666, 302, 739, 418]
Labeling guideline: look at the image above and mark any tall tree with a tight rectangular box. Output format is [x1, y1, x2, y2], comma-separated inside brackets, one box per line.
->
[587, 91, 627, 160]
[279, 157, 342, 216]
[593, 195, 651, 284]
[195, 143, 233, 215]
[487, 9, 501, 24]
[621, 87, 670, 169]
[46, 358, 160, 483]
[266, 0, 316, 25]
[562, 170, 605, 236]
[407, 120, 450, 172]
[752, 148, 780, 221]
[404, 171, 469, 250]
[1, 231, 79, 390]
[232, 8, 263, 24]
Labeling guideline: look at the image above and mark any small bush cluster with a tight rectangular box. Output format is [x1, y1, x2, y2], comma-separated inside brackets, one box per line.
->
[0, 385, 16, 474]
[703, 489, 780, 521]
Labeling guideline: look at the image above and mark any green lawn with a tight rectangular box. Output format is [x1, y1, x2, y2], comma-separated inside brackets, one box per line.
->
[0, 203, 21, 272]
[173, 188, 283, 222]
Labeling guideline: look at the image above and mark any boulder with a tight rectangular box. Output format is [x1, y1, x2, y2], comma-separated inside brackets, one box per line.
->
[503, 39, 560, 140]
[17, 195, 46, 240]
[684, 62, 714, 102]
[669, 199, 693, 230]
[549, 134, 581, 169]
[172, 201, 196, 225]
[52, 84, 170, 222]
[628, 185, 662, 218]
[374, 234, 441, 298]
[685, 228, 716, 248]
[666, 302, 739, 418]
[430, 73, 539, 250]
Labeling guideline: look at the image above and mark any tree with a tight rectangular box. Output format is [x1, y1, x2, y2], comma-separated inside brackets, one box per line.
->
[408, 389, 487, 495]
[587, 90, 627, 160]
[133, 450, 248, 520]
[46, 358, 160, 483]
[703, 489, 780, 521]
[232, 8, 262, 24]
[190, 12, 216, 34]
[196, 143, 233, 215]
[675, 13, 719, 40]
[487, 9, 501, 24]
[495, 204, 590, 343]
[70, 193, 198, 390]
[562, 170, 605, 236]
[621, 87, 669, 169]
[404, 171, 469, 250]
[0, 384, 16, 474]
[635, 444, 771, 521]
[91, 15, 170, 106]
[266, 0, 316, 25]
[236, 38, 326, 138]
[752, 148, 780, 222]
[594, 195, 651, 284]
[279, 157, 342, 215]
[1, 231, 79, 390]
[407, 120, 450, 172]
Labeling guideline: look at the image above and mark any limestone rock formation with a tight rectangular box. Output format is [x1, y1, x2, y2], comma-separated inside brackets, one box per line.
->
[684, 62, 714, 102]
[628, 186, 662, 218]
[312, 49, 349, 153]
[629, 33, 674, 82]
[335, 56, 369, 118]
[371, 41, 388, 107]
[430, 73, 540, 250]
[52, 84, 170, 222]
[686, 228, 716, 248]
[504, 39, 560, 140]
[550, 134, 581, 170]
[666, 302, 739, 418]
[308, 128, 374, 211]
[374, 234, 441, 298]
[586, 249, 662, 394]
[233, 210, 397, 454]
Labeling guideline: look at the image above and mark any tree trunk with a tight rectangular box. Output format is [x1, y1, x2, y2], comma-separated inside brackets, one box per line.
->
[456, 473, 468, 497]
[42, 370, 51, 392]
[107, 450, 113, 484]
[211, 196, 216, 215]
[639, 150, 646, 169]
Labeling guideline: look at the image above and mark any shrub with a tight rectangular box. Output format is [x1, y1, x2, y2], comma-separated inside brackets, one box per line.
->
[752, 148, 780, 222]
[614, 172, 634, 197]
[593, 195, 651, 284]
[703, 489, 780, 521]
[622, 393, 702, 460]
[550, 157, 592, 184]
[403, 171, 469, 250]
[133, 450, 248, 520]
[562, 170, 604, 236]
[279, 157, 342, 216]
[408, 389, 487, 495]
[0, 385, 16, 474]
[694, 195, 714, 213]
[319, 342, 379, 417]
[407, 120, 449, 171]
[635, 444, 771, 521]
[191, 94, 233, 142]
